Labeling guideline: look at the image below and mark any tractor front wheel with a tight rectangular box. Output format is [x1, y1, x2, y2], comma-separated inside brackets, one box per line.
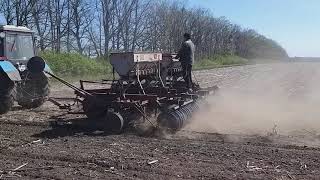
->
[17, 72, 49, 109]
[0, 74, 15, 114]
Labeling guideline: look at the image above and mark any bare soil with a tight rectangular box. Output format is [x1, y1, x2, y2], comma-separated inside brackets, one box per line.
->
[1, 62, 320, 180]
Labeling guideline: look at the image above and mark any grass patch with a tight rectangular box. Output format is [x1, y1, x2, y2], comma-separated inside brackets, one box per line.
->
[49, 74, 114, 86]
[194, 55, 249, 70]
[41, 52, 249, 83]
[40, 51, 112, 76]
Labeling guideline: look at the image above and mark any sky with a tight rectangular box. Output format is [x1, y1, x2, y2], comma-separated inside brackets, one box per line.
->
[187, 0, 320, 57]
[0, 0, 319, 57]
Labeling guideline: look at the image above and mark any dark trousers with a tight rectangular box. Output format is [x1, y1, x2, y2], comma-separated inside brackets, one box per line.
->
[182, 63, 193, 89]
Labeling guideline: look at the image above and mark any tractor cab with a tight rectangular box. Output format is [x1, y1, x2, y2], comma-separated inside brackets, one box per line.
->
[0, 25, 36, 71]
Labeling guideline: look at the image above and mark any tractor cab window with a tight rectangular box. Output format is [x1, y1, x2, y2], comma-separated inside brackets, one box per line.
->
[5, 33, 34, 60]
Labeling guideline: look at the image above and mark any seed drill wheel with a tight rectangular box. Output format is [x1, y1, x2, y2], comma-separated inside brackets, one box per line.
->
[102, 112, 124, 133]
[82, 98, 107, 119]
[0, 73, 15, 114]
[17, 72, 50, 109]
[82, 98, 124, 133]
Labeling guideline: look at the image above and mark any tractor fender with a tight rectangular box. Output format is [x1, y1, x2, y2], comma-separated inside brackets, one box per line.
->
[0, 61, 21, 81]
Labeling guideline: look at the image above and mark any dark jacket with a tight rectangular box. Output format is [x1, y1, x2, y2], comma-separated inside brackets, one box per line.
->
[177, 39, 195, 65]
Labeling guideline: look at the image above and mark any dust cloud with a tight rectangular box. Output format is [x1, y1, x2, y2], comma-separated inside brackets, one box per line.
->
[186, 63, 320, 137]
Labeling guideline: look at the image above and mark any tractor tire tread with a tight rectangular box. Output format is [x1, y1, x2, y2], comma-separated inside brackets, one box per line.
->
[17, 72, 50, 109]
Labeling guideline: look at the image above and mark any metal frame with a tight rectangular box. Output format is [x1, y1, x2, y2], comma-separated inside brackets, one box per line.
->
[46, 52, 218, 132]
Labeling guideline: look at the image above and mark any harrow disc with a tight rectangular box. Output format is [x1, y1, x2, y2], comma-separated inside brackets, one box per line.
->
[157, 101, 201, 130]
[158, 110, 181, 130]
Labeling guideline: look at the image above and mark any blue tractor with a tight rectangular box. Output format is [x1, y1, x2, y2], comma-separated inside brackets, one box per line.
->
[0, 25, 51, 114]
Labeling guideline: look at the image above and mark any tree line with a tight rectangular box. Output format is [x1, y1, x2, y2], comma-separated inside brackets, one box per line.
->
[0, 0, 288, 60]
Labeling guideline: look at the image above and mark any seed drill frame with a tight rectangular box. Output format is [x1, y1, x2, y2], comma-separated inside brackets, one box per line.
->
[48, 52, 218, 132]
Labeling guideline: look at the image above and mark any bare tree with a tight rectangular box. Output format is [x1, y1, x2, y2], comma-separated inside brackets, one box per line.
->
[69, 0, 92, 54]
[0, 0, 288, 59]
[0, 0, 15, 24]
[29, 0, 51, 50]
[100, 0, 117, 56]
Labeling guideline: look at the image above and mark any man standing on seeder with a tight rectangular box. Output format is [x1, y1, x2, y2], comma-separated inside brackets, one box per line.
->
[176, 33, 195, 92]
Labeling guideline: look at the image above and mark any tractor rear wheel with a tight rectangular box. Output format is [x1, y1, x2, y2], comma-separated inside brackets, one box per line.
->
[0, 74, 15, 114]
[17, 72, 49, 109]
